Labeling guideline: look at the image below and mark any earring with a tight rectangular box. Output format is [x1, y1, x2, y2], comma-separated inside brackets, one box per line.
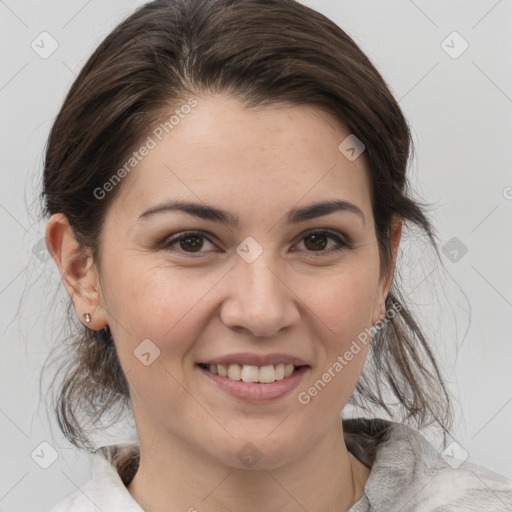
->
[84, 313, 91, 324]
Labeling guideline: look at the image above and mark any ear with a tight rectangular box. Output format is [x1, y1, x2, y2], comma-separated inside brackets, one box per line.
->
[45, 213, 108, 330]
[372, 215, 402, 325]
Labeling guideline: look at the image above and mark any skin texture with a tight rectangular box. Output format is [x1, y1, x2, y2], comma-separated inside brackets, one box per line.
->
[46, 94, 402, 511]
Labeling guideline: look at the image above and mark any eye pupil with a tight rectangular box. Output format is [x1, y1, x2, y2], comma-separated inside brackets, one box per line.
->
[164, 230, 346, 257]
[305, 233, 327, 251]
[180, 235, 203, 252]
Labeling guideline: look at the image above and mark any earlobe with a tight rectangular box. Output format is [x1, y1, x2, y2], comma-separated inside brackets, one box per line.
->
[45, 214, 108, 329]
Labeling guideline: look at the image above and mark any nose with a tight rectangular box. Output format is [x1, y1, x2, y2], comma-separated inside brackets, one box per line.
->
[219, 252, 301, 338]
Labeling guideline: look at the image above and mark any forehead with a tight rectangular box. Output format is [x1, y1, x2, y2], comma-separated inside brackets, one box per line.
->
[106, 95, 372, 226]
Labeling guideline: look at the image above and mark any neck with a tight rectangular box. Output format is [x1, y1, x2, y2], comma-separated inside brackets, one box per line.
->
[127, 421, 370, 512]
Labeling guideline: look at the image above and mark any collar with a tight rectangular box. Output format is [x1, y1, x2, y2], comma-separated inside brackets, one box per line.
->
[89, 418, 510, 511]
[92, 443, 143, 511]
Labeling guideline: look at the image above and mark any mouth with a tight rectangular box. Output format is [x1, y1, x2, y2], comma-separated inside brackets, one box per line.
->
[197, 362, 306, 384]
[196, 361, 310, 401]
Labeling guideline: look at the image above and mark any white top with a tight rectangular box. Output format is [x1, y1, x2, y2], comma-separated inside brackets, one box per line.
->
[49, 444, 144, 512]
[49, 418, 512, 511]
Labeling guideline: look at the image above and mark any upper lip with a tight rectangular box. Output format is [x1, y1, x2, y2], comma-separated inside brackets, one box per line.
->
[199, 352, 310, 367]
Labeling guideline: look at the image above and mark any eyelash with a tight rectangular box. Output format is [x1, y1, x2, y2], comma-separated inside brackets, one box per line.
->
[159, 229, 351, 258]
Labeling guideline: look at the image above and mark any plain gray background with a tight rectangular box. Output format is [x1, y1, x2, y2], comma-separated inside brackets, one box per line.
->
[1, 0, 511, 510]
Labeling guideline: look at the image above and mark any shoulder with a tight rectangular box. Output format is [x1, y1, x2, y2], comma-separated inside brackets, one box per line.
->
[345, 417, 512, 512]
[416, 459, 512, 511]
[47, 442, 142, 512]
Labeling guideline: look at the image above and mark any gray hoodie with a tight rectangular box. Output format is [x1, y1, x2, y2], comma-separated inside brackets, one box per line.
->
[345, 418, 512, 511]
[49, 418, 512, 511]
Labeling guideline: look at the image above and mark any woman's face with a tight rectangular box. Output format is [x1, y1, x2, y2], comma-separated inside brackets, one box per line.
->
[88, 95, 398, 469]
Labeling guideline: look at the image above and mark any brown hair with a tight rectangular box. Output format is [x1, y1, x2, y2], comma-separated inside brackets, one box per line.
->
[41, 0, 453, 452]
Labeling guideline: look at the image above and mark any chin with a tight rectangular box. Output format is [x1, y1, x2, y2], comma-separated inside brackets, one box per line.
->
[204, 427, 305, 471]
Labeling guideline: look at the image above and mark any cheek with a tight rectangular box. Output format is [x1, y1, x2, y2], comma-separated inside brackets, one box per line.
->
[102, 262, 208, 412]
[101, 256, 238, 372]
[297, 260, 378, 404]
[304, 262, 379, 340]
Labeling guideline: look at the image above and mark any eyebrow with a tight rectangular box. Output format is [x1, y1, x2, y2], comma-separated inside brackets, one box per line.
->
[137, 199, 365, 226]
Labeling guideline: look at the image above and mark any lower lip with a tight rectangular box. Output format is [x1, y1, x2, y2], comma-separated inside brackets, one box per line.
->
[197, 365, 309, 402]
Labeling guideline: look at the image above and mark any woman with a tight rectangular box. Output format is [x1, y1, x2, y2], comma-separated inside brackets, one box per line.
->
[42, 0, 512, 510]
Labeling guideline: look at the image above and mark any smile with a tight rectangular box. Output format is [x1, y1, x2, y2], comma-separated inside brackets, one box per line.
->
[198, 362, 301, 383]
[196, 363, 310, 401]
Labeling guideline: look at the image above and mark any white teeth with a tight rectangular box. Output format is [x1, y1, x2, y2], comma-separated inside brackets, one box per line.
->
[258, 365, 276, 383]
[241, 365, 259, 383]
[275, 364, 285, 380]
[227, 363, 242, 380]
[204, 362, 300, 383]
[218, 364, 228, 377]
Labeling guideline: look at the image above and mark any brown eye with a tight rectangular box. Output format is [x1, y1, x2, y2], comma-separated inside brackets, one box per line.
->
[178, 234, 204, 252]
[295, 230, 350, 255]
[159, 229, 350, 258]
[161, 231, 216, 255]
[304, 232, 329, 251]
